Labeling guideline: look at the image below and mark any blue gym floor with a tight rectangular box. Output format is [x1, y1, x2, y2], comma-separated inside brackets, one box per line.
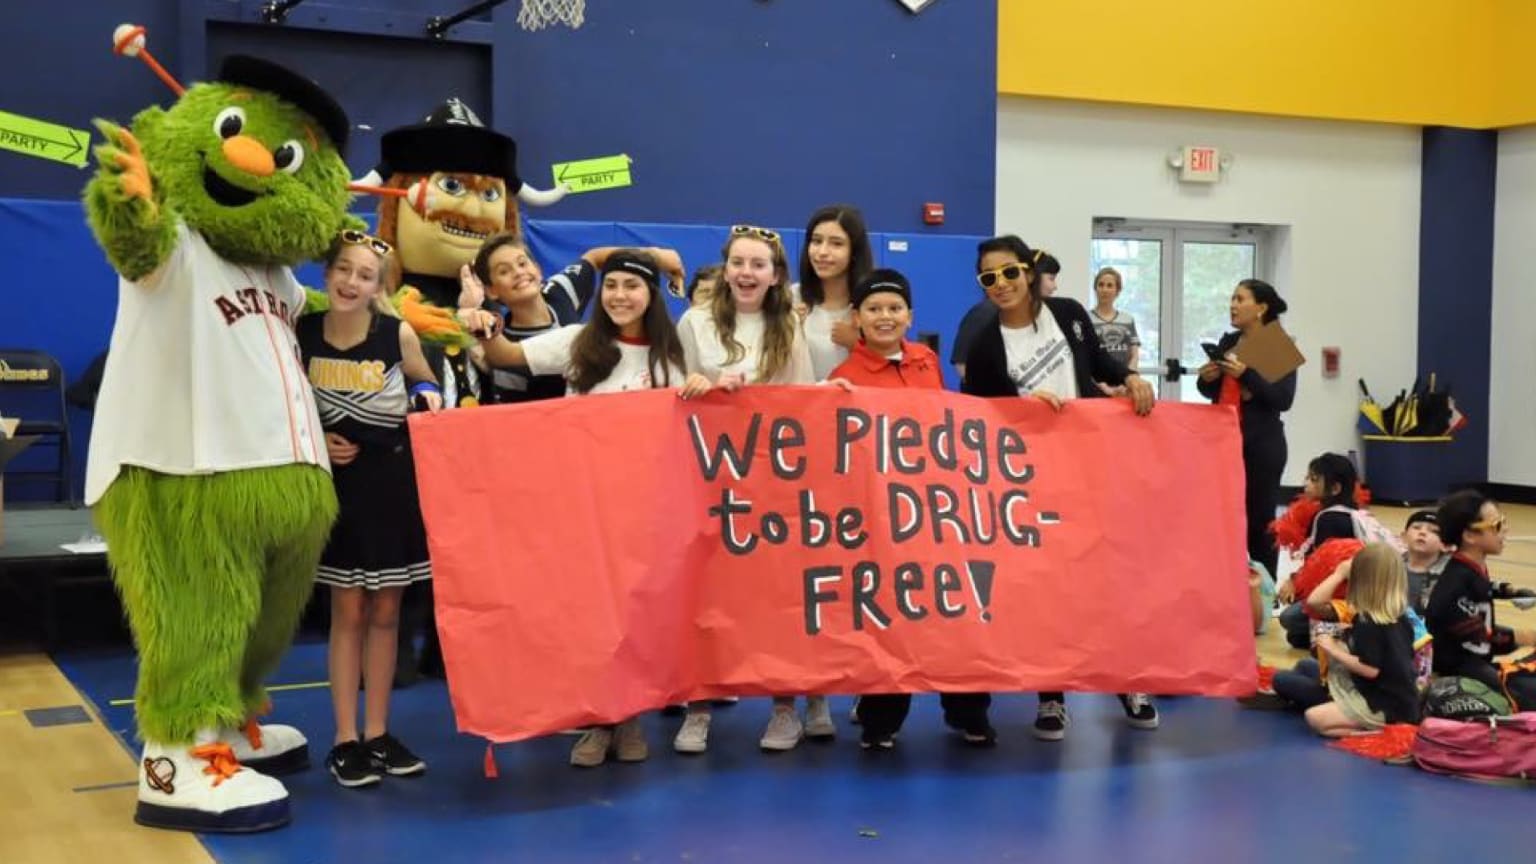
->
[54, 637, 1531, 864]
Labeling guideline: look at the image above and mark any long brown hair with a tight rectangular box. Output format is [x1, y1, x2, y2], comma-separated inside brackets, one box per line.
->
[798, 205, 873, 308]
[711, 232, 797, 382]
[568, 250, 685, 394]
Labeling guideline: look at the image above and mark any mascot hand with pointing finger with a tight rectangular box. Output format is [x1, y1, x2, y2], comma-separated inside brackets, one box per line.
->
[85, 26, 357, 833]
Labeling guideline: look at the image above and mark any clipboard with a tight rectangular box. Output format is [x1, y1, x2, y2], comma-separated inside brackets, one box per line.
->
[1233, 322, 1305, 383]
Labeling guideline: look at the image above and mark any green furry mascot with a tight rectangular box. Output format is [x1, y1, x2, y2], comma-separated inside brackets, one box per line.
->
[83, 53, 353, 833]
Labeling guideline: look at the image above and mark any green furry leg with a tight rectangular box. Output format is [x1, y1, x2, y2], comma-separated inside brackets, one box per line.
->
[94, 465, 337, 744]
[241, 467, 337, 716]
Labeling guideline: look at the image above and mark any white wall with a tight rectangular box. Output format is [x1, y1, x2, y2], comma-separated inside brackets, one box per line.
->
[1491, 126, 1536, 486]
[996, 97, 1423, 485]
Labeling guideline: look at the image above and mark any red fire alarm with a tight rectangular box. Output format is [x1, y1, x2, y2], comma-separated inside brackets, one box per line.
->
[923, 202, 945, 225]
[1322, 346, 1340, 378]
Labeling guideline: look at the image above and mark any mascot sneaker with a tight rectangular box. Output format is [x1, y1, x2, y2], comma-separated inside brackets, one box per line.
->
[222, 720, 309, 775]
[135, 739, 290, 833]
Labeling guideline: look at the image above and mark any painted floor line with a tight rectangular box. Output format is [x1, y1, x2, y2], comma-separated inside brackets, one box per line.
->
[108, 679, 331, 707]
[72, 780, 139, 793]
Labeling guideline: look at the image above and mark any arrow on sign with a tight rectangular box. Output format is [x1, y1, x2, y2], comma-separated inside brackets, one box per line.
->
[552, 154, 633, 194]
[0, 110, 90, 168]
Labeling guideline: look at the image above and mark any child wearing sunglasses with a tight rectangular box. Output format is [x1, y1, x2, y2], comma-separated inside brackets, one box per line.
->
[672, 224, 819, 754]
[297, 230, 441, 787]
[1425, 490, 1536, 704]
[958, 234, 1159, 743]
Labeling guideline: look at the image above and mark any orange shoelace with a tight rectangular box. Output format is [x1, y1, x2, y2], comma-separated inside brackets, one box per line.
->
[242, 718, 264, 751]
[190, 743, 243, 786]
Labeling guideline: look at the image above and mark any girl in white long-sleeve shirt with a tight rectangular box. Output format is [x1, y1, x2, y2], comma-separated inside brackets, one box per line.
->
[671, 224, 822, 755]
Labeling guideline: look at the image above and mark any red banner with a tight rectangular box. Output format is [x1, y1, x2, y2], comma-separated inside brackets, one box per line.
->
[410, 387, 1254, 743]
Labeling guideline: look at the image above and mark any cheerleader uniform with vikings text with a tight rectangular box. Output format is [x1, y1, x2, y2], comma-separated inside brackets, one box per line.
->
[298, 312, 431, 589]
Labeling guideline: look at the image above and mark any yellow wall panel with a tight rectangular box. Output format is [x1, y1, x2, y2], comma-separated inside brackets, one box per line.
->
[998, 0, 1526, 128]
[1492, 1, 1536, 126]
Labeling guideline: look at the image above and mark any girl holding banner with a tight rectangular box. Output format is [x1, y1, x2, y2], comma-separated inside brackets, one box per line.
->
[468, 249, 710, 766]
[674, 225, 821, 754]
[960, 234, 1160, 742]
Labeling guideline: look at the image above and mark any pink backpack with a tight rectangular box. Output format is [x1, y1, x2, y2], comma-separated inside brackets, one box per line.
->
[1412, 714, 1536, 783]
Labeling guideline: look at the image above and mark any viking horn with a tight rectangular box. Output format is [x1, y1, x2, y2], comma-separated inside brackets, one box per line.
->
[518, 183, 570, 207]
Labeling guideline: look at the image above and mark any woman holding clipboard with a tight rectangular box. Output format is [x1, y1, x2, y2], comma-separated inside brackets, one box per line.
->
[1197, 279, 1299, 583]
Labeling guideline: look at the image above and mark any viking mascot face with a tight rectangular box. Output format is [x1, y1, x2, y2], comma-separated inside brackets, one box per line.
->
[365, 99, 567, 406]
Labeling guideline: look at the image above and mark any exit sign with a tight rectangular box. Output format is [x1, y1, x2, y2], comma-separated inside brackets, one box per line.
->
[1180, 145, 1222, 183]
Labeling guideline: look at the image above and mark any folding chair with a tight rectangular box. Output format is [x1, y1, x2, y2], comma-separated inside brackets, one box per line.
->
[0, 349, 74, 505]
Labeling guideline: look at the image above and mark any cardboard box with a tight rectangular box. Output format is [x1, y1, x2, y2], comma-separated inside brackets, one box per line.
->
[0, 416, 39, 545]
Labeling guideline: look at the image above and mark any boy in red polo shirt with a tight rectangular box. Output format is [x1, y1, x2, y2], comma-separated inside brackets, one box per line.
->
[831, 270, 995, 749]
[827, 268, 942, 390]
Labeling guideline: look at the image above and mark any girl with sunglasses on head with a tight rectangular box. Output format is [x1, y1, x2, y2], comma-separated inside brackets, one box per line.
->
[297, 230, 441, 787]
[959, 234, 1159, 744]
[792, 205, 874, 380]
[1425, 490, 1536, 704]
[672, 224, 819, 754]
[467, 249, 710, 767]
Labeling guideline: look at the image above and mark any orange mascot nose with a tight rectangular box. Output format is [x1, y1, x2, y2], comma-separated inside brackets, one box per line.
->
[221, 135, 275, 177]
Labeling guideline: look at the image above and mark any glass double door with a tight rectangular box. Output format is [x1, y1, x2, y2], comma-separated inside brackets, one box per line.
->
[1088, 221, 1267, 401]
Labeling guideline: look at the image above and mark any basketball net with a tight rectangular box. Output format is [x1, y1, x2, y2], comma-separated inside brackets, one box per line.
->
[517, 0, 584, 30]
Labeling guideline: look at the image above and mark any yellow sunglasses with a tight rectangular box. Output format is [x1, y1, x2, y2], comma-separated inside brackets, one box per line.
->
[977, 262, 1031, 290]
[340, 228, 393, 256]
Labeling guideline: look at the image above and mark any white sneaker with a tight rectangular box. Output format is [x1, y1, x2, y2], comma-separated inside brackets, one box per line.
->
[220, 721, 309, 775]
[804, 696, 836, 739]
[760, 708, 803, 751]
[135, 737, 290, 833]
[673, 713, 711, 754]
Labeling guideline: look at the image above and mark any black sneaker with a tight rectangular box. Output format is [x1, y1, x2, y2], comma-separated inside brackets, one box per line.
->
[1033, 698, 1069, 741]
[859, 731, 896, 751]
[958, 725, 997, 748]
[1236, 692, 1290, 711]
[327, 741, 382, 788]
[941, 714, 997, 748]
[364, 732, 427, 776]
[1118, 693, 1160, 730]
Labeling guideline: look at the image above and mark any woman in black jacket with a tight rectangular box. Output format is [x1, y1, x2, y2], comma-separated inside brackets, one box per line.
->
[958, 234, 1159, 744]
[1195, 279, 1296, 589]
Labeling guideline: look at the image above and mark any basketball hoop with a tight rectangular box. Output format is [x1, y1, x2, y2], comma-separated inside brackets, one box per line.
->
[517, 0, 584, 30]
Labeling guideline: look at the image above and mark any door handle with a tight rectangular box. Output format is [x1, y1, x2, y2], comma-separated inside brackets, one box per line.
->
[1163, 358, 1193, 382]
